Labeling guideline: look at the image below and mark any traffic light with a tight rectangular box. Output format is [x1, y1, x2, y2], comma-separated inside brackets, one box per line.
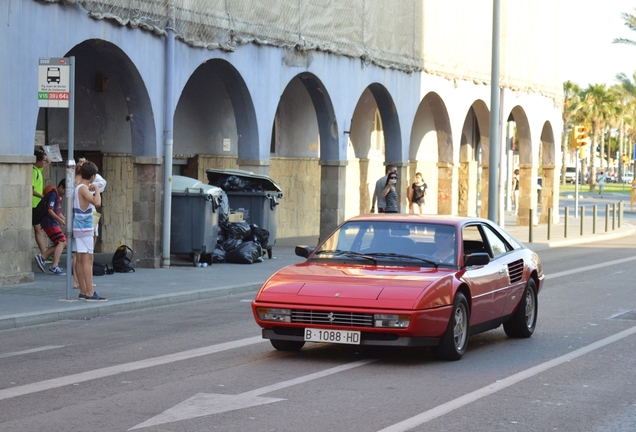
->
[623, 153, 629, 164]
[579, 145, 587, 160]
[571, 126, 588, 149]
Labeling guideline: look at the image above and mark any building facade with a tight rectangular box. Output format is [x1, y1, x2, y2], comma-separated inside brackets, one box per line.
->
[0, 0, 563, 285]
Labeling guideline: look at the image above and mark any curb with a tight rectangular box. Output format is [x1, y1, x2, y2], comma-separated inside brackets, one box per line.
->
[524, 224, 635, 251]
[0, 282, 261, 331]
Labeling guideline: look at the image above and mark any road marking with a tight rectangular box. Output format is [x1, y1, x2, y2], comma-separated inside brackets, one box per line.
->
[0, 345, 64, 359]
[0, 337, 265, 401]
[546, 255, 636, 280]
[129, 359, 376, 430]
[377, 324, 636, 432]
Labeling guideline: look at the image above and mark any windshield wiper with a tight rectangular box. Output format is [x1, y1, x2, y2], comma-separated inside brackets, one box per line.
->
[366, 253, 438, 268]
[313, 249, 377, 263]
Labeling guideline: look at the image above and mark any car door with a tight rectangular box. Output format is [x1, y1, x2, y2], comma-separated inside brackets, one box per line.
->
[462, 223, 514, 325]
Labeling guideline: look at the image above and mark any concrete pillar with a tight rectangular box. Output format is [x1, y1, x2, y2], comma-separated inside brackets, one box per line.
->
[540, 164, 555, 224]
[133, 157, 163, 268]
[394, 163, 409, 213]
[319, 160, 347, 242]
[516, 163, 537, 226]
[458, 161, 478, 217]
[0, 156, 35, 286]
[437, 162, 454, 215]
[480, 165, 489, 219]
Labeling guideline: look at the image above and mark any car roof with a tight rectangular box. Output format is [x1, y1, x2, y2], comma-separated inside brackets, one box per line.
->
[345, 213, 493, 229]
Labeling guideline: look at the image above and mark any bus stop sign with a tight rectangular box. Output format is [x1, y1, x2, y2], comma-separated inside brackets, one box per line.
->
[38, 57, 70, 108]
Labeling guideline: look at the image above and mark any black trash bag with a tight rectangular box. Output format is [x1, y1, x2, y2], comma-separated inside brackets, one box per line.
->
[225, 241, 263, 264]
[217, 190, 230, 229]
[250, 224, 270, 248]
[227, 221, 251, 240]
[222, 237, 242, 252]
[217, 230, 227, 244]
[212, 244, 226, 263]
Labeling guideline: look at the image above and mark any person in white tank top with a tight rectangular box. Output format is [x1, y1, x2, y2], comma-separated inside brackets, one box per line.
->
[73, 161, 106, 302]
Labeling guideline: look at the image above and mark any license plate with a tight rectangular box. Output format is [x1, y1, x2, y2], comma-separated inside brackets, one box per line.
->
[304, 328, 361, 345]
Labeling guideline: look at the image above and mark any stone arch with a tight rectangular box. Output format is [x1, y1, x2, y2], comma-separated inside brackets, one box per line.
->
[348, 83, 402, 216]
[410, 92, 452, 214]
[508, 105, 534, 226]
[35, 39, 157, 259]
[174, 59, 258, 177]
[459, 101, 490, 217]
[271, 72, 339, 240]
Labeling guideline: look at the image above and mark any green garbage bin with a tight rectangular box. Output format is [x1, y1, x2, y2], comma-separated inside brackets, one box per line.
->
[206, 169, 284, 259]
[171, 175, 222, 266]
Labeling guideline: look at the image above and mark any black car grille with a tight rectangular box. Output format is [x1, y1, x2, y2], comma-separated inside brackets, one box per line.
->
[507, 259, 524, 284]
[291, 310, 374, 327]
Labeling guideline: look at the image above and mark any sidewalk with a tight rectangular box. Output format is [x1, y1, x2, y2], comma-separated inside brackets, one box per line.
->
[1, 214, 634, 331]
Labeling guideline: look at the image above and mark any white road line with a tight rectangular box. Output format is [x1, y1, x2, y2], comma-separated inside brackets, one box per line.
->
[0, 337, 265, 401]
[0, 345, 64, 359]
[377, 325, 636, 432]
[546, 255, 636, 280]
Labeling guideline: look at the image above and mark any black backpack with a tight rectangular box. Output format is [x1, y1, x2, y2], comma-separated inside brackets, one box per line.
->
[112, 245, 135, 273]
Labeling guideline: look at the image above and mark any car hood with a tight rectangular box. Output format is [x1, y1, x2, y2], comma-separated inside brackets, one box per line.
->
[255, 262, 454, 310]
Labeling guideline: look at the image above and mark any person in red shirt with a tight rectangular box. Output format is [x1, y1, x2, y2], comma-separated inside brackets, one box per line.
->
[36, 180, 67, 275]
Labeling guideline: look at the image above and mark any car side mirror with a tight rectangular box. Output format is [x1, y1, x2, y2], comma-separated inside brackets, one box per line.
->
[464, 252, 490, 267]
[295, 245, 314, 258]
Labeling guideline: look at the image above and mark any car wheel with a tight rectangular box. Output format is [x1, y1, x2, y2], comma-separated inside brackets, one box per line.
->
[503, 279, 538, 338]
[270, 339, 305, 351]
[432, 292, 469, 361]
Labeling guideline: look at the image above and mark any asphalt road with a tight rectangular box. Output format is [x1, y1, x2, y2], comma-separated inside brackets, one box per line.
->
[1, 233, 636, 431]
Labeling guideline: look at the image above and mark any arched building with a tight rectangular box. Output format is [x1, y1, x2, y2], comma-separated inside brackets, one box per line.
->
[0, 0, 563, 285]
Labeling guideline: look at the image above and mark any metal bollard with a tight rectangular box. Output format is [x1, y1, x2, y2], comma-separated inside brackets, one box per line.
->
[605, 204, 609, 232]
[619, 201, 623, 228]
[612, 203, 616, 230]
[564, 207, 569, 238]
[580, 205, 585, 236]
[593, 205, 597, 234]
[529, 209, 533, 243]
[547, 207, 552, 240]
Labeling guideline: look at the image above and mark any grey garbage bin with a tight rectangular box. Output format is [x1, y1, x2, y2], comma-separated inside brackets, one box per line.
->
[170, 175, 223, 266]
[206, 168, 284, 259]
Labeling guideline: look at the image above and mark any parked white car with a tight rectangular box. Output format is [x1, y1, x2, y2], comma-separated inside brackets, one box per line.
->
[622, 172, 634, 184]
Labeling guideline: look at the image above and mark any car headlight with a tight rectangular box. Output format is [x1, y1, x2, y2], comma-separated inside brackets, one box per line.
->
[256, 308, 291, 322]
[374, 314, 410, 328]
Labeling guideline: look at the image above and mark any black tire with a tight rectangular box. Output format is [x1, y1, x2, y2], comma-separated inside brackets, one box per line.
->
[432, 292, 469, 361]
[270, 339, 305, 351]
[504, 279, 538, 338]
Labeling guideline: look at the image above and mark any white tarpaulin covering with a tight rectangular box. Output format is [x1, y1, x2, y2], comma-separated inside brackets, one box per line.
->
[41, 0, 562, 100]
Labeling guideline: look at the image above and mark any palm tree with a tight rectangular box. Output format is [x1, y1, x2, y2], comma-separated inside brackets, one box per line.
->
[616, 73, 636, 176]
[561, 81, 581, 184]
[613, 10, 636, 46]
[576, 84, 617, 192]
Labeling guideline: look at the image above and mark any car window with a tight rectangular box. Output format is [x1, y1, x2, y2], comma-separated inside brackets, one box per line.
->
[481, 224, 511, 258]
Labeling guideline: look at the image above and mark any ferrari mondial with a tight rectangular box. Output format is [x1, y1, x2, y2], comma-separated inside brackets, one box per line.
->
[252, 214, 544, 360]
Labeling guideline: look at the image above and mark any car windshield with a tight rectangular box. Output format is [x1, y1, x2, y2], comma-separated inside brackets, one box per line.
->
[312, 221, 457, 266]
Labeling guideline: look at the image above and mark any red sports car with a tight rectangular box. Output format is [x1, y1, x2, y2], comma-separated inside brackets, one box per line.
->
[252, 214, 544, 360]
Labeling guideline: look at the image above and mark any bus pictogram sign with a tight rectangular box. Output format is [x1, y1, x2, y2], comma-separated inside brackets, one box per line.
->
[38, 58, 70, 108]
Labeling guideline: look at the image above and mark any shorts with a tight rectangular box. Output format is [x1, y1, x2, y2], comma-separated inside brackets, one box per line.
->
[72, 236, 94, 254]
[32, 208, 40, 226]
[42, 225, 67, 245]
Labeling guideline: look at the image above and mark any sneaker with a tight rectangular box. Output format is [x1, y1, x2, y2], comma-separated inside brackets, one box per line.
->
[49, 266, 66, 276]
[35, 254, 46, 273]
[78, 294, 87, 300]
[84, 292, 107, 302]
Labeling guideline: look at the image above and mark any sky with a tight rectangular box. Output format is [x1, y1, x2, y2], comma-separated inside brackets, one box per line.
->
[560, 0, 636, 88]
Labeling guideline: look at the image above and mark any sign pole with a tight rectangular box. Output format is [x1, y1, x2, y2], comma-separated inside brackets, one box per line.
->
[64, 57, 75, 300]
